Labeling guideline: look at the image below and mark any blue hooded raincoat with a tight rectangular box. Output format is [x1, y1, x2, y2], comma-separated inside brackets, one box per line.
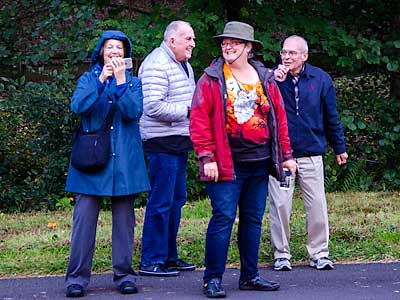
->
[65, 30, 150, 196]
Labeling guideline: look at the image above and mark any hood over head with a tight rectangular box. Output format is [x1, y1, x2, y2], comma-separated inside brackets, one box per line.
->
[90, 30, 132, 69]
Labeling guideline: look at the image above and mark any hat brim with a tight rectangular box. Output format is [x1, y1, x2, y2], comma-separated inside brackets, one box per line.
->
[213, 34, 263, 51]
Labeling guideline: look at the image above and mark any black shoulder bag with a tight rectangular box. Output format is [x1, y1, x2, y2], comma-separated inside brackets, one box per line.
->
[71, 106, 115, 173]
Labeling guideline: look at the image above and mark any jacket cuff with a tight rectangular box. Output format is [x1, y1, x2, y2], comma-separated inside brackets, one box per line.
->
[282, 152, 294, 161]
[199, 153, 216, 163]
[333, 144, 346, 155]
[116, 82, 128, 98]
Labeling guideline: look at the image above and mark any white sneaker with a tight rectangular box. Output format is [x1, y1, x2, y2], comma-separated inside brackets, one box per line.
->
[309, 257, 334, 270]
[273, 258, 292, 271]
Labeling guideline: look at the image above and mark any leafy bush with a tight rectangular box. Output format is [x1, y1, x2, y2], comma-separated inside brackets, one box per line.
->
[0, 71, 76, 212]
[325, 73, 400, 192]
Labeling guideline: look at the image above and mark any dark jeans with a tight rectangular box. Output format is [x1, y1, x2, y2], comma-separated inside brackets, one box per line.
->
[140, 152, 188, 266]
[204, 160, 269, 282]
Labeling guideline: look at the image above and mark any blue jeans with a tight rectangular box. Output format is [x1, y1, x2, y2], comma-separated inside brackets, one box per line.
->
[140, 152, 188, 266]
[204, 161, 269, 282]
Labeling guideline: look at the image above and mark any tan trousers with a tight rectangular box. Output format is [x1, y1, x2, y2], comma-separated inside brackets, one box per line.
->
[268, 155, 330, 261]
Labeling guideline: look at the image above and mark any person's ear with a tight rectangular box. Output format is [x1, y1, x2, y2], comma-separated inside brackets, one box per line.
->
[169, 37, 176, 48]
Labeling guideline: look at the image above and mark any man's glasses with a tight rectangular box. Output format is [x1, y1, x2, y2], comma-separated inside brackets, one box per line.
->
[221, 39, 245, 48]
[280, 50, 303, 57]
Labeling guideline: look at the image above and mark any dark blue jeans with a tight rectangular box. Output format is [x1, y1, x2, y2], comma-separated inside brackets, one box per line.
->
[204, 160, 269, 282]
[140, 152, 188, 266]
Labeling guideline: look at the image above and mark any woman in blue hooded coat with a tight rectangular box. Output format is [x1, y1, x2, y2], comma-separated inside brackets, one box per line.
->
[65, 30, 150, 297]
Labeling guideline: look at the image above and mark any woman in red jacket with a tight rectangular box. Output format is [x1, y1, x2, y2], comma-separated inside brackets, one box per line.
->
[190, 21, 297, 298]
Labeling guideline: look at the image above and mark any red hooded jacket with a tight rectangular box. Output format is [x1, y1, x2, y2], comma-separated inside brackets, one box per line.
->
[190, 57, 293, 181]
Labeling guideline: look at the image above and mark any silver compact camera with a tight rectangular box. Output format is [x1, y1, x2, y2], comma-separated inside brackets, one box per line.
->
[123, 57, 133, 69]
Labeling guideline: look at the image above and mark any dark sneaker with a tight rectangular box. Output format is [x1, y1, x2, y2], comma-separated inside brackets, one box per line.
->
[273, 258, 292, 271]
[119, 281, 138, 294]
[239, 276, 280, 291]
[203, 278, 226, 298]
[165, 259, 196, 271]
[139, 264, 180, 277]
[309, 257, 334, 270]
[66, 284, 84, 298]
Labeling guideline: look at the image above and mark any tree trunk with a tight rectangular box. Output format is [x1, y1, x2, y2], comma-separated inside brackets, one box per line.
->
[224, 0, 244, 21]
[390, 72, 400, 100]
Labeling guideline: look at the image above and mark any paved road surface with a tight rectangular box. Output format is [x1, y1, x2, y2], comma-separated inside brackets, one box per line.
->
[0, 262, 399, 300]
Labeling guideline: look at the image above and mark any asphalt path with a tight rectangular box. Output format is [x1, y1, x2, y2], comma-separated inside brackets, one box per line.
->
[0, 262, 399, 300]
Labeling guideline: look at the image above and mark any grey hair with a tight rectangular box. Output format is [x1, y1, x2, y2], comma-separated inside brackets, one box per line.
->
[285, 35, 309, 52]
[164, 20, 192, 42]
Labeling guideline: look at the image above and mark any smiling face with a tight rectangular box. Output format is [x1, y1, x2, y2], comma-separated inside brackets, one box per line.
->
[170, 24, 195, 62]
[281, 36, 308, 76]
[101, 39, 125, 65]
[221, 38, 251, 65]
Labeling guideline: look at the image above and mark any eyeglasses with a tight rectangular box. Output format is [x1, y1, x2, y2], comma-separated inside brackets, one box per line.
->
[221, 40, 245, 48]
[280, 50, 303, 57]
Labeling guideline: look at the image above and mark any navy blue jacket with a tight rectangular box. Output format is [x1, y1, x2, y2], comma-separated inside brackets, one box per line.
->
[66, 30, 150, 196]
[277, 63, 346, 158]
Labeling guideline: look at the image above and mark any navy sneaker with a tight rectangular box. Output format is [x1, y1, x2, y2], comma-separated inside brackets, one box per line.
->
[165, 259, 196, 271]
[239, 276, 280, 291]
[119, 281, 138, 294]
[66, 284, 84, 298]
[139, 264, 180, 277]
[203, 278, 226, 298]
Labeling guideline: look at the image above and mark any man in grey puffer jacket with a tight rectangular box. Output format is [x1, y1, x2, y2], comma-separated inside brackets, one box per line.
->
[138, 20, 196, 277]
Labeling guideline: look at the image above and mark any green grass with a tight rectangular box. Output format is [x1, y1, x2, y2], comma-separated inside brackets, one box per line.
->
[0, 192, 399, 277]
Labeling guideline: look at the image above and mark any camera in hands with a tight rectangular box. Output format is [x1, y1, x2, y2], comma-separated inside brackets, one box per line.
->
[123, 57, 133, 69]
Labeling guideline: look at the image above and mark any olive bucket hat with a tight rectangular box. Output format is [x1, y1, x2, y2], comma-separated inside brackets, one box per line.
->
[213, 21, 263, 51]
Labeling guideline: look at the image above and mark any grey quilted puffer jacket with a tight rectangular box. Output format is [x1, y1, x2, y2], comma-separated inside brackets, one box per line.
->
[139, 41, 196, 140]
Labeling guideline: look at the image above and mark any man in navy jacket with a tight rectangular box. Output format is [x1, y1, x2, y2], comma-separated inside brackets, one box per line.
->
[269, 35, 348, 271]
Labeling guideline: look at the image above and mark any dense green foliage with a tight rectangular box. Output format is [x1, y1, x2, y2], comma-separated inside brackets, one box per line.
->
[0, 0, 399, 211]
[327, 74, 400, 191]
[325, 74, 399, 192]
[0, 73, 76, 211]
